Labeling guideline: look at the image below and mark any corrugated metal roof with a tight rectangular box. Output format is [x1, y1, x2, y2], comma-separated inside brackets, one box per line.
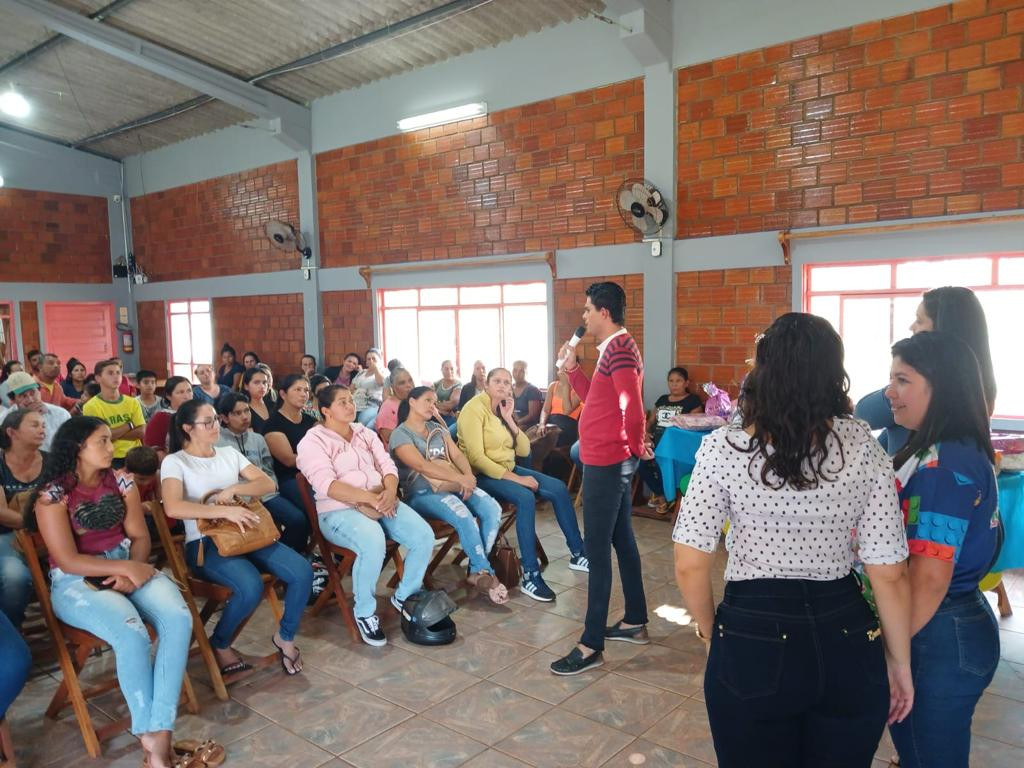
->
[0, 0, 605, 159]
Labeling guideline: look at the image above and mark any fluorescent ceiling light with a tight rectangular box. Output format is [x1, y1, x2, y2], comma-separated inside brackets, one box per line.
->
[0, 175, 4, 188]
[0, 90, 30, 118]
[397, 102, 487, 132]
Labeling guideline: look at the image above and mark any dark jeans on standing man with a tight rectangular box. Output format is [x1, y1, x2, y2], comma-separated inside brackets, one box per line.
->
[580, 456, 647, 652]
[704, 573, 890, 768]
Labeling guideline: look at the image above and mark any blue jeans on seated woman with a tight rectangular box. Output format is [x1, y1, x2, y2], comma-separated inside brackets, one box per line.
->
[889, 589, 999, 768]
[319, 502, 433, 619]
[50, 542, 192, 735]
[186, 538, 312, 649]
[0, 531, 32, 628]
[356, 405, 379, 429]
[262, 493, 310, 552]
[0, 609, 30, 719]
[406, 488, 501, 575]
[474, 466, 584, 573]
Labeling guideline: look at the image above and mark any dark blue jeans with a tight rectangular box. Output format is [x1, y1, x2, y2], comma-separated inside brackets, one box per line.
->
[704, 574, 889, 768]
[0, 609, 30, 719]
[186, 539, 312, 648]
[889, 589, 999, 768]
[580, 457, 646, 651]
[263, 493, 310, 553]
[475, 466, 584, 573]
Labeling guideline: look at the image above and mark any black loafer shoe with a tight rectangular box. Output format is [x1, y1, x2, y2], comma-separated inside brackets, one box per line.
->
[604, 621, 650, 644]
[550, 647, 604, 676]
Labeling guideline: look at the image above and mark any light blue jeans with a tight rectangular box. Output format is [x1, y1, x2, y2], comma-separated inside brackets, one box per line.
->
[0, 531, 32, 627]
[320, 502, 433, 619]
[356, 404, 380, 429]
[50, 543, 191, 735]
[406, 488, 501, 575]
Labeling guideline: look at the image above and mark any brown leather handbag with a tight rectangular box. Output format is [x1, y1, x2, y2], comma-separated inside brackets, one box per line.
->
[196, 491, 280, 565]
[489, 534, 521, 590]
[409, 425, 463, 494]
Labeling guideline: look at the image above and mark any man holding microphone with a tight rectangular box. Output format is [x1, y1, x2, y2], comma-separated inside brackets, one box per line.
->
[550, 281, 652, 675]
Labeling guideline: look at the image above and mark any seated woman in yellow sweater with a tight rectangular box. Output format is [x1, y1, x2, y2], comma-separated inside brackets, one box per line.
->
[456, 368, 587, 602]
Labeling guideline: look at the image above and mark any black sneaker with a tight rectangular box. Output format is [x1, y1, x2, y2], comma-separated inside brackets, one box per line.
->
[550, 647, 604, 676]
[356, 614, 386, 647]
[568, 554, 589, 573]
[605, 620, 650, 645]
[308, 554, 328, 606]
[521, 571, 555, 602]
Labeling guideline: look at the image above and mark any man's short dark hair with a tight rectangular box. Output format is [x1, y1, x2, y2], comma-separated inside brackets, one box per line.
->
[94, 358, 121, 376]
[136, 369, 157, 383]
[125, 445, 160, 476]
[84, 381, 101, 398]
[216, 391, 250, 416]
[586, 281, 626, 324]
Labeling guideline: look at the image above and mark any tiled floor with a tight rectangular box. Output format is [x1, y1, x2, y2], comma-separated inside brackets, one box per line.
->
[8, 508, 1024, 767]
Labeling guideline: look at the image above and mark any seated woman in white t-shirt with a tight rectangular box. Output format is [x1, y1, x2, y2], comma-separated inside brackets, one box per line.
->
[161, 400, 313, 677]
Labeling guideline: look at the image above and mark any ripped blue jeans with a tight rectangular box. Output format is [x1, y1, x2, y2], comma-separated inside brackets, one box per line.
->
[50, 542, 192, 735]
[406, 488, 502, 575]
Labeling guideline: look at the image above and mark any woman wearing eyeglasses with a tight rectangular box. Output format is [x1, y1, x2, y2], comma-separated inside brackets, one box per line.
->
[162, 400, 313, 677]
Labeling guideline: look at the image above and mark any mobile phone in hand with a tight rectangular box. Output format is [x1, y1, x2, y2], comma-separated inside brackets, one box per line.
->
[83, 575, 114, 590]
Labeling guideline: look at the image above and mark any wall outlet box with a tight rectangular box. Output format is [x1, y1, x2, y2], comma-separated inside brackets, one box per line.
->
[651, 240, 662, 257]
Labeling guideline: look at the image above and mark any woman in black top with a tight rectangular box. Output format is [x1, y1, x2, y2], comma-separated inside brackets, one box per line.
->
[638, 367, 704, 509]
[263, 374, 316, 511]
[216, 344, 244, 390]
[243, 367, 273, 434]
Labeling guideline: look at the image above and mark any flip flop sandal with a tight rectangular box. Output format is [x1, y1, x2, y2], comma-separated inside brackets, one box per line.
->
[271, 636, 302, 676]
[218, 659, 253, 676]
[173, 739, 226, 767]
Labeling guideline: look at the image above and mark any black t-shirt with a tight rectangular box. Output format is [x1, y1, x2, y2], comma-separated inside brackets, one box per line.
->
[217, 362, 244, 389]
[651, 393, 703, 442]
[263, 411, 317, 479]
[457, 382, 481, 411]
[513, 384, 543, 420]
[251, 408, 269, 436]
[0, 451, 46, 534]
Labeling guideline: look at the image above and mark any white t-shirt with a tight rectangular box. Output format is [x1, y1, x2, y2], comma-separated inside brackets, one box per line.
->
[160, 446, 253, 543]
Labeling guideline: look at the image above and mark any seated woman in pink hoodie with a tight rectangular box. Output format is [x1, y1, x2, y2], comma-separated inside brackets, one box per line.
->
[295, 385, 433, 647]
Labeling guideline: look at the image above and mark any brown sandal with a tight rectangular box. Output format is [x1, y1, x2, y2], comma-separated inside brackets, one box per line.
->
[173, 739, 225, 767]
[470, 572, 509, 605]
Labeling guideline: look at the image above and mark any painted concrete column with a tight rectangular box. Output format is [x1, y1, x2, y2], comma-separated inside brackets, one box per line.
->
[296, 151, 324, 365]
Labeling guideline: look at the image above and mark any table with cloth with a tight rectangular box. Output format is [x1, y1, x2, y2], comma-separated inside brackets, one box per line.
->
[654, 427, 713, 502]
[995, 471, 1024, 572]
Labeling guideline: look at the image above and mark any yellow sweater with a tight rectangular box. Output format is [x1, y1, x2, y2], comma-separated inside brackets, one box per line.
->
[457, 391, 530, 479]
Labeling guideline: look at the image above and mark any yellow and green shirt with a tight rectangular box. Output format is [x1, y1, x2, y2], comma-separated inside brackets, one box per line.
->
[83, 394, 145, 459]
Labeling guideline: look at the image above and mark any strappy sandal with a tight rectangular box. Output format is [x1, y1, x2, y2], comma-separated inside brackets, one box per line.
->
[218, 658, 252, 677]
[271, 635, 302, 676]
[469, 572, 509, 605]
[173, 739, 226, 767]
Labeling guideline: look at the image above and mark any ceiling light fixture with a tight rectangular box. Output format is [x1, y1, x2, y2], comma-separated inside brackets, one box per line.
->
[0, 90, 30, 118]
[397, 102, 487, 132]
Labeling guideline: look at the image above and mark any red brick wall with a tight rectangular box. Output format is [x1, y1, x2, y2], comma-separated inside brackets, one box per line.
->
[18, 301, 40, 353]
[553, 275, 644, 378]
[131, 161, 301, 281]
[676, 266, 792, 394]
[677, 0, 1024, 237]
[211, 294, 305, 377]
[136, 300, 168, 377]
[317, 79, 644, 268]
[0, 189, 111, 283]
[321, 290, 374, 366]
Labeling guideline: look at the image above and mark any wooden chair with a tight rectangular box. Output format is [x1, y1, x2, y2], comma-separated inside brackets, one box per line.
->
[295, 474, 405, 642]
[147, 500, 282, 701]
[452, 501, 549, 569]
[14, 529, 199, 758]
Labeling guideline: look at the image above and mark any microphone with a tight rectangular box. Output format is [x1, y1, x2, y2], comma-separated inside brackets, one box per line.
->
[556, 326, 586, 370]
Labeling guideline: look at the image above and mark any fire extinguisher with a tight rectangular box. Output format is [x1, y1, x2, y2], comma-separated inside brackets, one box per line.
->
[117, 323, 134, 354]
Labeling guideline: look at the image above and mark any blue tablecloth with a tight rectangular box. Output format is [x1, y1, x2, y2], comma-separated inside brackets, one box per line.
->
[995, 471, 1024, 572]
[654, 427, 710, 502]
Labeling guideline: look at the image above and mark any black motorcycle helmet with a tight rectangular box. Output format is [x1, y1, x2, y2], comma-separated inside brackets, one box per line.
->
[400, 589, 458, 646]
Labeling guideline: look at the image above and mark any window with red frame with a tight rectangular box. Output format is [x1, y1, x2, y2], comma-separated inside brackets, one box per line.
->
[803, 254, 1024, 419]
[166, 300, 213, 381]
[0, 302, 16, 365]
[377, 282, 549, 385]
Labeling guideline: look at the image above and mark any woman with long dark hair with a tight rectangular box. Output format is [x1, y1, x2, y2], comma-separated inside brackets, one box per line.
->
[390, 386, 507, 604]
[143, 376, 193, 458]
[242, 367, 273, 434]
[27, 417, 195, 768]
[884, 331, 1000, 768]
[674, 313, 913, 768]
[263, 374, 317, 509]
[856, 286, 996, 454]
[242, 351, 260, 371]
[216, 344, 244, 391]
[61, 357, 88, 399]
[162, 400, 312, 676]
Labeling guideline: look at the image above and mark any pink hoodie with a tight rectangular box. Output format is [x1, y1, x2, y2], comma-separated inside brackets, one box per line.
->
[295, 423, 398, 515]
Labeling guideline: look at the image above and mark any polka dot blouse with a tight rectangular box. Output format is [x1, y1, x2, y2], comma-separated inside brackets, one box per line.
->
[673, 418, 909, 581]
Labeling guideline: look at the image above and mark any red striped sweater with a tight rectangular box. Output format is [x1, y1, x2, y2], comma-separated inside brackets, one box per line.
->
[567, 330, 646, 466]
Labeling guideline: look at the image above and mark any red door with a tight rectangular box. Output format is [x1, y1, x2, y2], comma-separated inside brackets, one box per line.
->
[43, 302, 116, 373]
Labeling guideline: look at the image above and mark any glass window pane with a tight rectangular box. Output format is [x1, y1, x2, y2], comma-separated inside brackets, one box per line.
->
[460, 285, 501, 304]
[420, 288, 458, 307]
[892, 296, 920, 339]
[976, 289, 1024, 418]
[382, 309, 419, 375]
[998, 256, 1024, 285]
[417, 311, 456, 384]
[808, 295, 840, 333]
[189, 300, 210, 313]
[169, 301, 189, 314]
[839, 297, 894, 404]
[503, 305, 550, 384]
[382, 289, 418, 308]
[172, 364, 193, 380]
[191, 313, 213, 366]
[895, 257, 991, 289]
[169, 314, 192, 365]
[809, 264, 891, 292]
[503, 282, 547, 303]
[457, 308, 501, 374]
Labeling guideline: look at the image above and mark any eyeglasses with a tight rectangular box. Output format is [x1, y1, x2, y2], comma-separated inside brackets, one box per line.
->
[192, 419, 218, 429]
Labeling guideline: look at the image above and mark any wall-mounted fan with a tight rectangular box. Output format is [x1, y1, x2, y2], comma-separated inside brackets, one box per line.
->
[265, 220, 312, 258]
[616, 178, 669, 237]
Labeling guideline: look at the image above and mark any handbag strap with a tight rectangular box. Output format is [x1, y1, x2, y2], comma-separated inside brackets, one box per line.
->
[423, 423, 453, 464]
